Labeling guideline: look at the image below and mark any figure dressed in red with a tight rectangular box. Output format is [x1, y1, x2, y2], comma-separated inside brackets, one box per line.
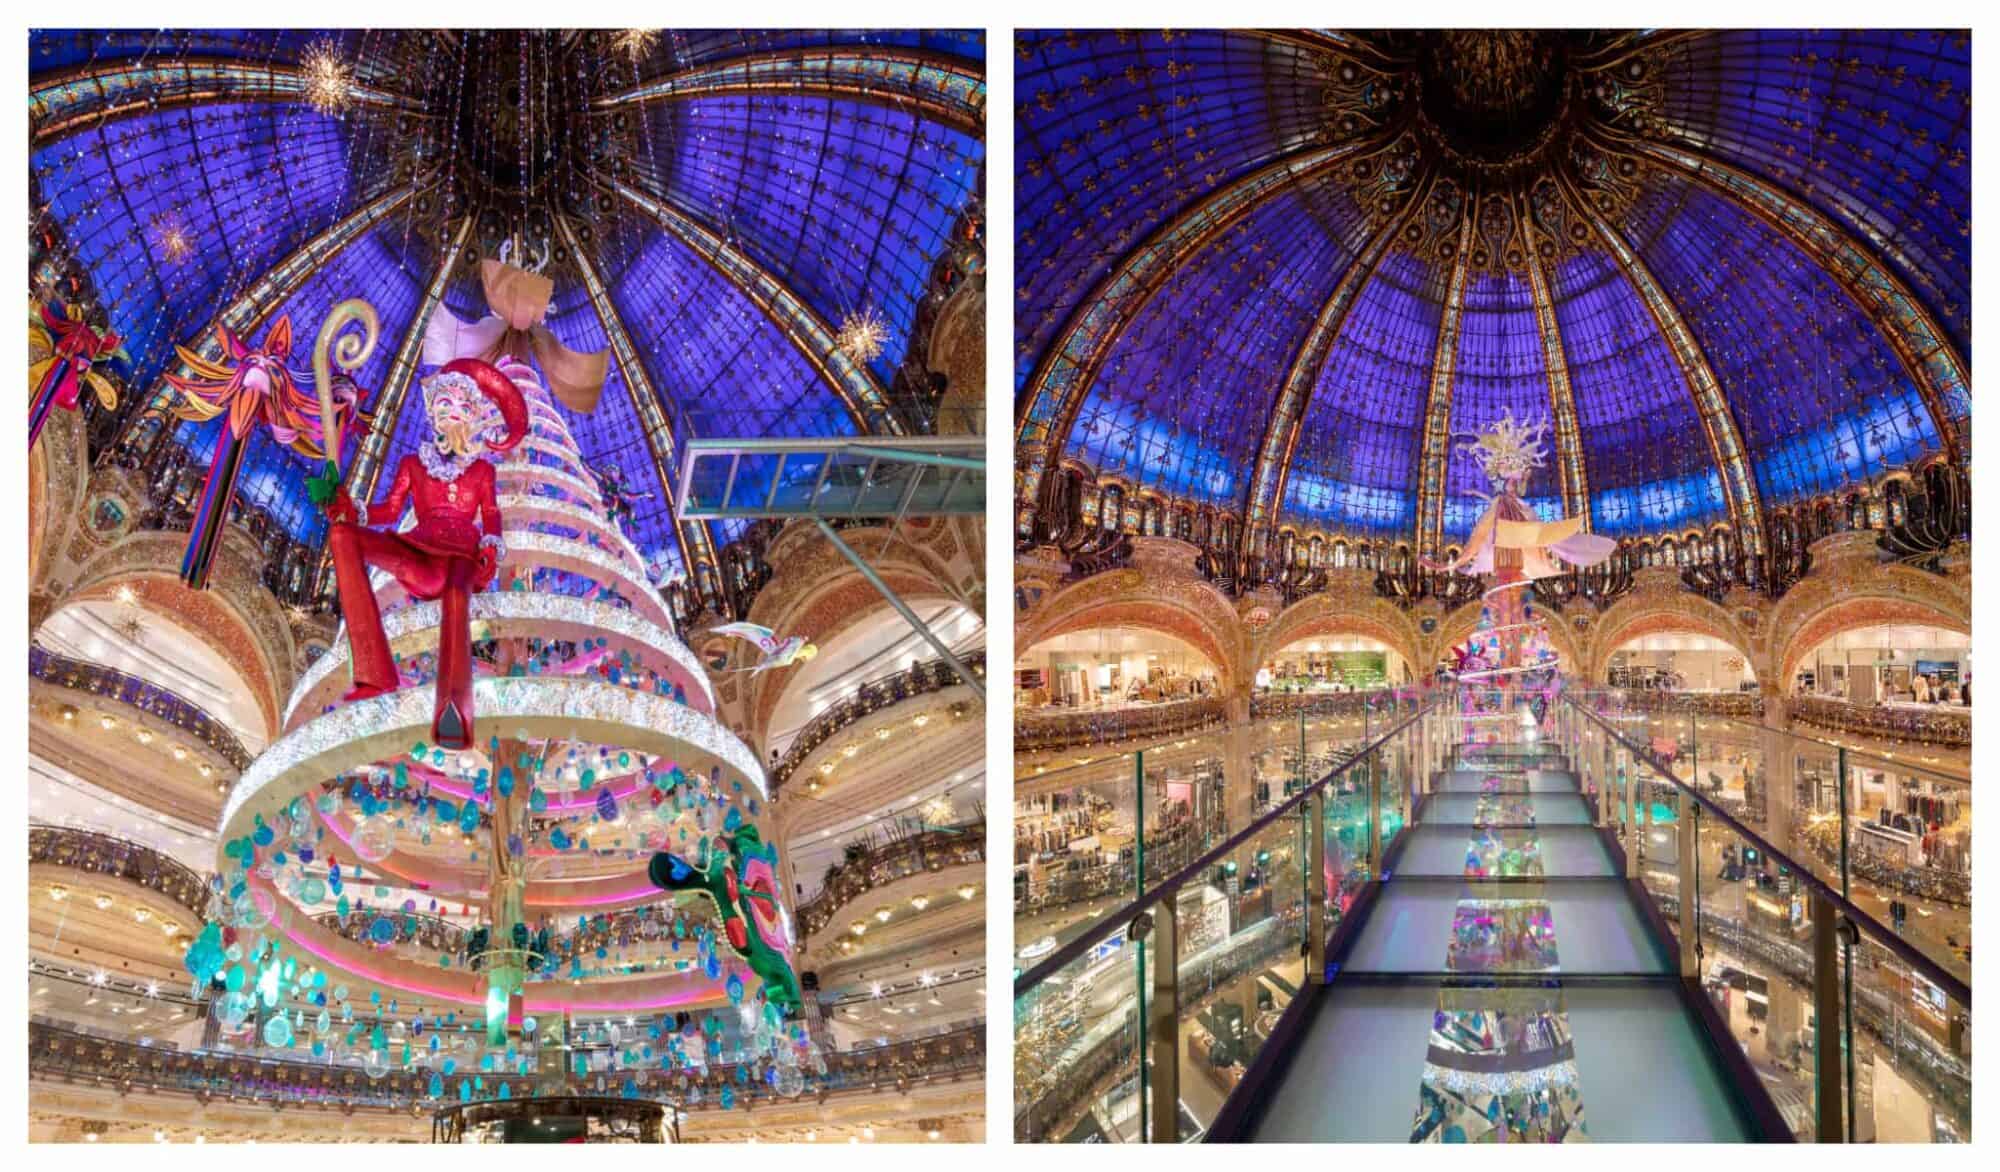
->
[316, 357, 526, 749]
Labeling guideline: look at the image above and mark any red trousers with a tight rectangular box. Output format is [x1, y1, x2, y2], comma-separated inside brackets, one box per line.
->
[328, 521, 479, 749]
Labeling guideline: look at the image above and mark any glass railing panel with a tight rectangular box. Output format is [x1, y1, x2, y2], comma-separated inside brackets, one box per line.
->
[1171, 809, 1308, 1141]
[1014, 753, 1144, 967]
[1014, 727, 1231, 962]
[1013, 916, 1149, 1142]
[1684, 794, 1822, 1141]
[1841, 922, 1971, 1142]
[1836, 749, 1970, 988]
[1139, 731, 1230, 889]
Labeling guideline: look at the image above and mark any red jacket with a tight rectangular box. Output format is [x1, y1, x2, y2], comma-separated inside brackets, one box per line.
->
[363, 454, 502, 561]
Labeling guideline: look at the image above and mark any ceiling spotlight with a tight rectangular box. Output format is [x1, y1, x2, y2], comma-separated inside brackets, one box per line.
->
[849, 920, 866, 937]
[909, 894, 930, 912]
[874, 906, 892, 923]
[956, 883, 977, 901]
[99, 714, 116, 731]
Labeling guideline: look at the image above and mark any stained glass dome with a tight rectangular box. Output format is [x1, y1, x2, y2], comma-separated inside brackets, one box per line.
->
[31, 28, 985, 585]
[1014, 29, 1967, 554]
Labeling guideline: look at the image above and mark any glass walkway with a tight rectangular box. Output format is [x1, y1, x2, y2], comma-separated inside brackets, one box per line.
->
[1012, 690, 1972, 1144]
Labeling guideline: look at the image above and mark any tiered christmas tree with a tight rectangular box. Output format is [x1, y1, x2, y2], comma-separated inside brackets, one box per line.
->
[188, 346, 818, 1110]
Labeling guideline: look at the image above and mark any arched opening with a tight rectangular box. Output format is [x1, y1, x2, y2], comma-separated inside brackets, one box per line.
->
[35, 594, 271, 752]
[1015, 626, 1221, 711]
[1258, 634, 1412, 693]
[1606, 631, 1756, 694]
[762, 600, 983, 759]
[1790, 624, 1970, 706]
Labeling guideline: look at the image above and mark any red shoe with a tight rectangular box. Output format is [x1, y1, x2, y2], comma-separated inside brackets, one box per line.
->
[341, 681, 395, 703]
[433, 700, 470, 750]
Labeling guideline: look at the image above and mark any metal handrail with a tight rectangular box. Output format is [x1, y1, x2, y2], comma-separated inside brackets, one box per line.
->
[1012, 693, 1440, 997]
[1565, 696, 1970, 1007]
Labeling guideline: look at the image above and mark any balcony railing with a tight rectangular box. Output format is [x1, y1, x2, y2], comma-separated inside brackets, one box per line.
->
[1789, 694, 1971, 749]
[28, 823, 211, 919]
[29, 645, 252, 771]
[772, 651, 986, 791]
[1248, 687, 1410, 722]
[1015, 695, 1227, 755]
[796, 823, 985, 939]
[28, 1019, 983, 1115]
[312, 902, 732, 981]
[1615, 689, 1766, 720]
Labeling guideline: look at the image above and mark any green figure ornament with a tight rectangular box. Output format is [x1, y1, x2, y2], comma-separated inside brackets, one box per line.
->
[648, 812, 803, 1014]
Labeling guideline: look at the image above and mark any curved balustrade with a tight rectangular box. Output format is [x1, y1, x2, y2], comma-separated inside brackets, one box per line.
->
[1615, 689, 1766, 720]
[28, 824, 211, 920]
[29, 645, 252, 771]
[1789, 694, 1970, 749]
[1015, 695, 1226, 755]
[312, 901, 733, 980]
[772, 651, 987, 791]
[314, 909, 470, 956]
[1248, 688, 1408, 722]
[796, 823, 985, 939]
[28, 1019, 984, 1115]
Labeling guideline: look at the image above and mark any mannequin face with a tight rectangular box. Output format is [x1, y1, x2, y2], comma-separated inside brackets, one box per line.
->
[426, 376, 490, 457]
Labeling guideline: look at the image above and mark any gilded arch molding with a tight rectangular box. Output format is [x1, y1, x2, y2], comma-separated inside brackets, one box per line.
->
[1768, 564, 1970, 692]
[1588, 594, 1761, 684]
[1251, 589, 1425, 676]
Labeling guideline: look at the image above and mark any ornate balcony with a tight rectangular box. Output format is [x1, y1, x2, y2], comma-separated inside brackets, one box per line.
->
[29, 645, 252, 772]
[1789, 694, 1970, 750]
[1014, 696, 1227, 755]
[796, 823, 985, 940]
[1614, 689, 1766, 721]
[27, 824, 211, 920]
[1248, 688, 1413, 722]
[771, 651, 987, 792]
[28, 1019, 984, 1114]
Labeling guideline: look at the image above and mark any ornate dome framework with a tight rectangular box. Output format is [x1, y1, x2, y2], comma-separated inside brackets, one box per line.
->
[1014, 29, 1967, 563]
[31, 28, 986, 592]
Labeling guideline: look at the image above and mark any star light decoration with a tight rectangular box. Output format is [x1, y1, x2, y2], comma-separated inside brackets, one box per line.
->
[836, 306, 888, 364]
[149, 212, 194, 264]
[611, 29, 661, 62]
[300, 37, 355, 115]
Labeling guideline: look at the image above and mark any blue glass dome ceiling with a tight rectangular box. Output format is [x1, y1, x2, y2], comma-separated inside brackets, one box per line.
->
[30, 28, 984, 579]
[1015, 29, 1969, 550]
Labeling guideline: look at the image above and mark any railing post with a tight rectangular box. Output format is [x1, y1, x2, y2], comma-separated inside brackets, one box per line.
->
[1144, 903, 1179, 1143]
[1367, 750, 1383, 872]
[1676, 789, 1699, 977]
[1623, 759, 1639, 879]
[1811, 893, 1845, 1142]
[1306, 789, 1327, 983]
